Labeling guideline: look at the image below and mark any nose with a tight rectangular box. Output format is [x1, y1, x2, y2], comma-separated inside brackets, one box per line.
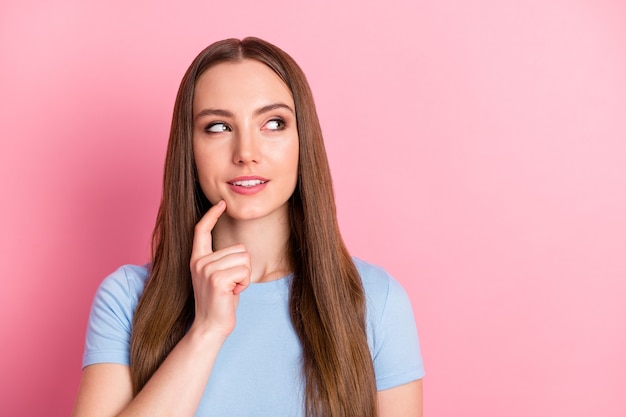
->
[233, 127, 260, 165]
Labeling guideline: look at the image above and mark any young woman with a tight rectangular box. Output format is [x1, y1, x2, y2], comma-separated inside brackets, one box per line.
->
[73, 37, 424, 417]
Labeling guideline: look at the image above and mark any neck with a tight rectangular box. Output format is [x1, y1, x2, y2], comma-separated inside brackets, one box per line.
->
[212, 209, 291, 283]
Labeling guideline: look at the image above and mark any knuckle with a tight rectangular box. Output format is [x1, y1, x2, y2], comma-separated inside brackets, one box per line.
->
[190, 259, 201, 274]
[236, 251, 250, 263]
[191, 257, 214, 278]
[210, 269, 227, 283]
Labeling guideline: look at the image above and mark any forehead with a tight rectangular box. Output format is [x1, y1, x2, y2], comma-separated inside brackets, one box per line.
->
[193, 59, 294, 111]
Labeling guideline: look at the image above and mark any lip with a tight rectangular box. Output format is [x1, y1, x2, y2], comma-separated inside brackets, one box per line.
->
[227, 176, 269, 196]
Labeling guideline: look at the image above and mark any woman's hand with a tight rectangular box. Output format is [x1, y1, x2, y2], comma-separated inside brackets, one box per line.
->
[189, 200, 251, 338]
[73, 202, 247, 417]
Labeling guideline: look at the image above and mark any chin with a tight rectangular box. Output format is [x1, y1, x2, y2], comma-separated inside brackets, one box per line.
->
[225, 203, 288, 223]
[226, 210, 264, 221]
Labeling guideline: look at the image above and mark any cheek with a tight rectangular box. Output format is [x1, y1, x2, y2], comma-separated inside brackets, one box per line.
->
[197, 180, 222, 206]
[287, 144, 300, 181]
[196, 174, 217, 201]
[194, 151, 222, 201]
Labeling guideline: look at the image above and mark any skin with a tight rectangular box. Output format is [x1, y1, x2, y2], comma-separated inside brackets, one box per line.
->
[72, 59, 423, 417]
[192, 59, 299, 283]
[193, 60, 300, 223]
[379, 379, 423, 417]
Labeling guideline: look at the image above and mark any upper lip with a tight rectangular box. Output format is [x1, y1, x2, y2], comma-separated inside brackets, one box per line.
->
[227, 175, 269, 184]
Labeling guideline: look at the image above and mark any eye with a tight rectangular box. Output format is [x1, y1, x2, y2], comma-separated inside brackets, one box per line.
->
[205, 122, 231, 133]
[264, 118, 286, 131]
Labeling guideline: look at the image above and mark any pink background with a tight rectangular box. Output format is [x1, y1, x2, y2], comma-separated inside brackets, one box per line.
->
[1, 0, 625, 415]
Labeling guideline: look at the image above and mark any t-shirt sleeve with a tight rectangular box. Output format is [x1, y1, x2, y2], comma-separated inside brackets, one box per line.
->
[82, 266, 140, 368]
[371, 274, 425, 391]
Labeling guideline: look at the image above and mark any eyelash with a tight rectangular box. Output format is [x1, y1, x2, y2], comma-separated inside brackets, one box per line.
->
[205, 122, 231, 133]
[264, 118, 286, 131]
[203, 118, 287, 134]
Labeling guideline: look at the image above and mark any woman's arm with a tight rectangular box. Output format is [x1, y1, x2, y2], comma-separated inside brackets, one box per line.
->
[72, 328, 226, 417]
[378, 379, 423, 417]
[72, 364, 132, 417]
[73, 201, 251, 417]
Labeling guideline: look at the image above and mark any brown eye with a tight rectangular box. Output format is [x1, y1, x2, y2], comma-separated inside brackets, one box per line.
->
[264, 119, 285, 130]
[206, 122, 230, 133]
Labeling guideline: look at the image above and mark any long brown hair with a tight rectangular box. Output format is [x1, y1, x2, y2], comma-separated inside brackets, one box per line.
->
[130, 37, 377, 416]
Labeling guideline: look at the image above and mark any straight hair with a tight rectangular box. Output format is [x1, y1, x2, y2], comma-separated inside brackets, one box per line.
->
[130, 37, 378, 416]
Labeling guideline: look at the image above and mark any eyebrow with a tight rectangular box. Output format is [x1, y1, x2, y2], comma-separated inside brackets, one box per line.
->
[194, 102, 295, 122]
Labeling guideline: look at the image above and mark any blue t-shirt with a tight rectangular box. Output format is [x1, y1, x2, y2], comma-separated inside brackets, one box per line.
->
[83, 258, 424, 416]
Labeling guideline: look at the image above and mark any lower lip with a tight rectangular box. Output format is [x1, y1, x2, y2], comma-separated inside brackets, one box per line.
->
[228, 182, 268, 195]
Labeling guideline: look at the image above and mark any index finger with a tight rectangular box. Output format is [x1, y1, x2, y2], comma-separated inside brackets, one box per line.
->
[192, 200, 226, 256]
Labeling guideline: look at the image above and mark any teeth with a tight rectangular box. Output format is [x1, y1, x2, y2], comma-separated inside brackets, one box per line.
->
[232, 179, 266, 187]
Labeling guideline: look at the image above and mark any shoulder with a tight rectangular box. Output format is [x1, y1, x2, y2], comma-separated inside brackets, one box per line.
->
[83, 264, 150, 368]
[353, 256, 415, 334]
[89, 264, 150, 332]
[353, 257, 425, 389]
[353, 257, 410, 310]
[94, 264, 149, 306]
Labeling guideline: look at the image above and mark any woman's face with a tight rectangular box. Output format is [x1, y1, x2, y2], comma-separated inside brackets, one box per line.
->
[192, 59, 299, 222]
